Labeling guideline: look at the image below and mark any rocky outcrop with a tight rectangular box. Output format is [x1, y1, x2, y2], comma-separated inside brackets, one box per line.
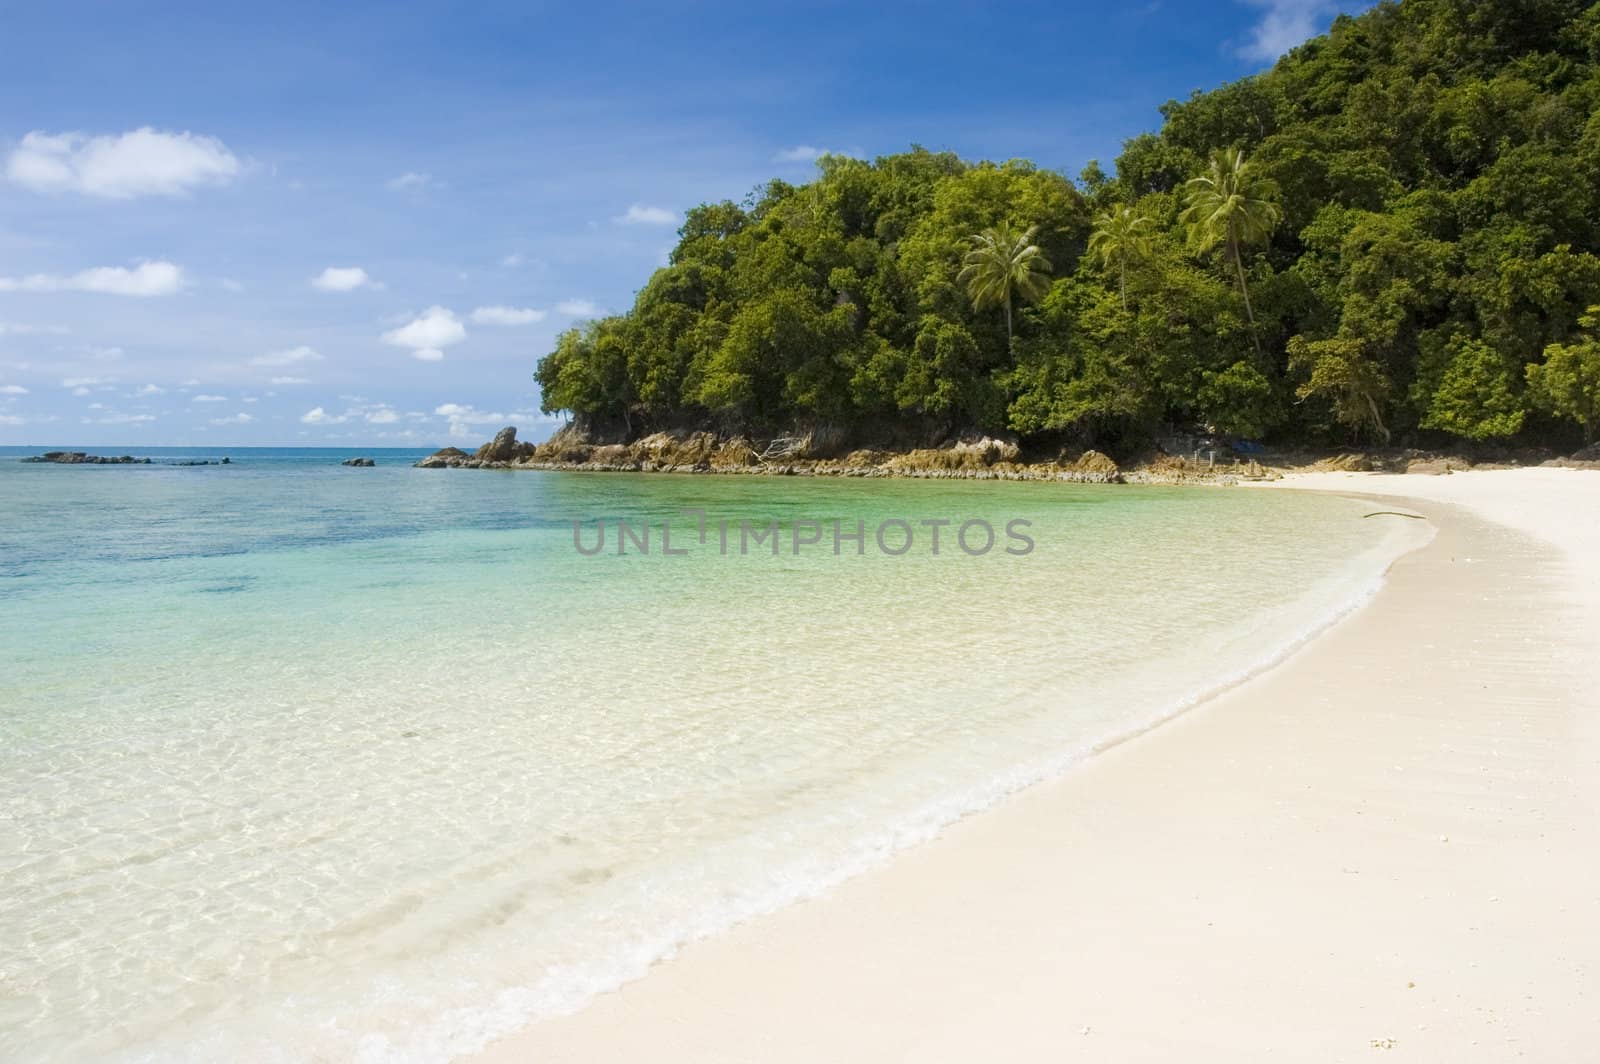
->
[342, 457, 376, 467]
[413, 425, 1266, 484]
[475, 426, 535, 463]
[20, 452, 152, 465]
[415, 447, 471, 469]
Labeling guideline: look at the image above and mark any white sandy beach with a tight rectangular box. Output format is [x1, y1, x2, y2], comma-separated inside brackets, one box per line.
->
[477, 467, 1600, 1062]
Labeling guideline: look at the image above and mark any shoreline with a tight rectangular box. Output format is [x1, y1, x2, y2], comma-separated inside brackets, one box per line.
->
[474, 468, 1600, 1062]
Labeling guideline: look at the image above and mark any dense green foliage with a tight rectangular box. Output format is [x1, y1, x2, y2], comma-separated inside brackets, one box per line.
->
[538, 0, 1600, 452]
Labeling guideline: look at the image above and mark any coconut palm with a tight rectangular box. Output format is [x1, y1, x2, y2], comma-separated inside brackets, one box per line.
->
[1180, 148, 1281, 352]
[1088, 205, 1155, 311]
[958, 223, 1053, 346]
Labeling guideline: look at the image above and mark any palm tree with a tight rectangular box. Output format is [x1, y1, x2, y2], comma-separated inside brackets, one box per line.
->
[958, 223, 1053, 347]
[1180, 148, 1280, 353]
[1088, 205, 1155, 311]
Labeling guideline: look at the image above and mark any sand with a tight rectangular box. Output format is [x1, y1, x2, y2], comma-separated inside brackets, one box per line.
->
[476, 467, 1600, 1063]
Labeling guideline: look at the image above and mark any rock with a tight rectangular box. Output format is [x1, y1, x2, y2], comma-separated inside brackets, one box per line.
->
[1405, 458, 1456, 475]
[1572, 442, 1600, 462]
[951, 433, 1022, 466]
[1313, 452, 1372, 472]
[342, 457, 376, 467]
[415, 446, 471, 469]
[474, 426, 532, 463]
[21, 452, 153, 465]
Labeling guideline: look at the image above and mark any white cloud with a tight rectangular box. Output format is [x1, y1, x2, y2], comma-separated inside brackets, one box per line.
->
[0, 321, 68, 336]
[87, 345, 124, 361]
[0, 414, 25, 425]
[192, 394, 227, 402]
[501, 253, 524, 268]
[366, 407, 399, 424]
[1238, 0, 1337, 61]
[134, 383, 164, 397]
[614, 203, 677, 226]
[221, 278, 245, 292]
[250, 345, 323, 367]
[209, 412, 254, 425]
[311, 266, 379, 292]
[382, 306, 465, 357]
[470, 305, 546, 326]
[555, 298, 598, 317]
[0, 384, 27, 395]
[85, 412, 156, 425]
[0, 260, 184, 297]
[6, 128, 240, 198]
[387, 171, 435, 191]
[300, 406, 348, 425]
[432, 402, 553, 438]
[270, 376, 309, 385]
[61, 375, 113, 389]
[775, 145, 828, 163]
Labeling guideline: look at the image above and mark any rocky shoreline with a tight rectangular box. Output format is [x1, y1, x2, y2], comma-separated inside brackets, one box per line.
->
[414, 425, 1276, 485]
[417, 426, 1600, 485]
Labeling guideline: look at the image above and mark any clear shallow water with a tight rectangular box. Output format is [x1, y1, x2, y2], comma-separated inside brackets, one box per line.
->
[0, 448, 1424, 1061]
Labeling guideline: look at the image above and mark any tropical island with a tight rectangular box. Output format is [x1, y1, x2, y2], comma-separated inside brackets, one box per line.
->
[466, 0, 1600, 478]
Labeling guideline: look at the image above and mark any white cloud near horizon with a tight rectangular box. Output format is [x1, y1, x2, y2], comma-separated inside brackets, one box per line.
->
[555, 298, 598, 317]
[1238, 0, 1339, 61]
[192, 394, 227, 402]
[85, 412, 156, 425]
[614, 203, 677, 226]
[383, 306, 465, 360]
[0, 384, 28, 395]
[433, 402, 554, 439]
[209, 412, 254, 425]
[6, 128, 240, 198]
[270, 376, 309, 385]
[0, 261, 185, 297]
[250, 345, 323, 367]
[470, 305, 546, 326]
[311, 266, 379, 292]
[300, 406, 347, 424]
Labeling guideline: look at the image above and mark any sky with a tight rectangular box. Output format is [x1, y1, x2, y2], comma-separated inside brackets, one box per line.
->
[0, 0, 1371, 447]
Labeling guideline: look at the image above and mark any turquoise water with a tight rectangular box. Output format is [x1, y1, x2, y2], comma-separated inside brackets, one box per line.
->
[0, 449, 1424, 1061]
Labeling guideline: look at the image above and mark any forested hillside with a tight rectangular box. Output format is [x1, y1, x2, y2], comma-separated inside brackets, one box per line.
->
[536, 0, 1600, 453]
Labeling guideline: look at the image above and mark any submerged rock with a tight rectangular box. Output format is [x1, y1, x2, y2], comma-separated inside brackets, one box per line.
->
[342, 457, 376, 467]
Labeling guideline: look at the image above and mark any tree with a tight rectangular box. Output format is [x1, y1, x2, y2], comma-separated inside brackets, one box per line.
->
[1180, 148, 1281, 353]
[957, 223, 1052, 347]
[1528, 305, 1600, 443]
[1420, 336, 1527, 440]
[1088, 205, 1155, 310]
[1288, 335, 1391, 444]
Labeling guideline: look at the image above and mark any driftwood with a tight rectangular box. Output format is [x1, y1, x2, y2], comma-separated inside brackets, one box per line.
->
[1363, 510, 1426, 519]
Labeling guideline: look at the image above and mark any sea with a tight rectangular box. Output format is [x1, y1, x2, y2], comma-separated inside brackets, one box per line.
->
[0, 446, 1427, 1061]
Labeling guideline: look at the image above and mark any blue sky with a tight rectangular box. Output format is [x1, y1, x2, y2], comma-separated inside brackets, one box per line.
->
[0, 0, 1368, 447]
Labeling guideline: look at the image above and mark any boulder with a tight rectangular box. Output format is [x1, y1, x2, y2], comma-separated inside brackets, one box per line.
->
[342, 457, 376, 467]
[415, 446, 471, 468]
[475, 426, 532, 462]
